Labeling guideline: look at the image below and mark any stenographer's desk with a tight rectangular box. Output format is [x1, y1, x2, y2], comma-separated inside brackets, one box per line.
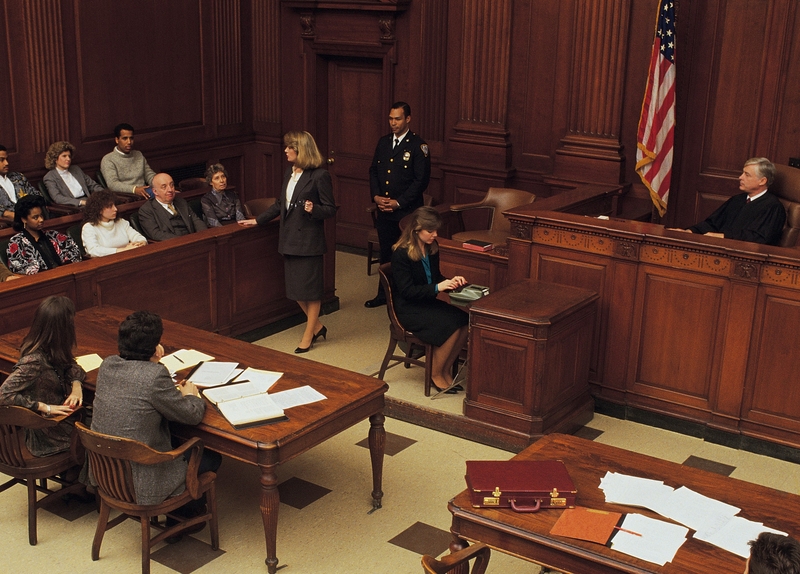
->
[0, 306, 387, 573]
[448, 434, 800, 573]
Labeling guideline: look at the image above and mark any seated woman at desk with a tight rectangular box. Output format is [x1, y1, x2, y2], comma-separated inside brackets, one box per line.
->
[92, 311, 221, 537]
[42, 141, 104, 207]
[6, 195, 82, 275]
[391, 206, 470, 393]
[0, 296, 86, 458]
[200, 163, 245, 226]
[81, 189, 147, 257]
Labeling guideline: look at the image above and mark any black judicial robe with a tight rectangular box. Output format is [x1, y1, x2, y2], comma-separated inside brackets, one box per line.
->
[689, 192, 786, 245]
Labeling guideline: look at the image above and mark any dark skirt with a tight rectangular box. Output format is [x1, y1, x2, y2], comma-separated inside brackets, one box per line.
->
[396, 299, 469, 347]
[283, 254, 324, 301]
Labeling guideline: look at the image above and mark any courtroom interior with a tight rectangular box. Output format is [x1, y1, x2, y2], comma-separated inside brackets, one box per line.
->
[2, 1, 800, 573]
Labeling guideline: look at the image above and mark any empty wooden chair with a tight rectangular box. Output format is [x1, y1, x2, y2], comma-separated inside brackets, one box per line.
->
[0, 405, 85, 545]
[421, 543, 491, 574]
[449, 187, 535, 246]
[76, 422, 219, 574]
[244, 197, 277, 219]
[377, 262, 434, 396]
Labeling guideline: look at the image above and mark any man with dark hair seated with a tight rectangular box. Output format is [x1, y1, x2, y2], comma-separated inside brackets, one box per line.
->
[91, 310, 221, 542]
[0, 144, 41, 219]
[100, 123, 156, 198]
[746, 532, 800, 574]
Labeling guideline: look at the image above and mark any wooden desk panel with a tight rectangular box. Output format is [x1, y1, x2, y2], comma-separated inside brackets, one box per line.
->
[448, 434, 800, 573]
[0, 222, 337, 338]
[501, 210, 800, 449]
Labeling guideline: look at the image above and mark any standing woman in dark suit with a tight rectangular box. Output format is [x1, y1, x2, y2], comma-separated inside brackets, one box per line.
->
[240, 131, 337, 353]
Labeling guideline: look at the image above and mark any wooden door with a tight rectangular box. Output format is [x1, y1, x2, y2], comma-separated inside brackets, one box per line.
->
[322, 57, 386, 248]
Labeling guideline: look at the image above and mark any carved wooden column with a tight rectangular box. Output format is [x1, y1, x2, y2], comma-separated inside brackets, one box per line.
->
[212, 0, 243, 126]
[253, 0, 280, 124]
[449, 0, 513, 175]
[552, 0, 632, 184]
[23, 0, 68, 152]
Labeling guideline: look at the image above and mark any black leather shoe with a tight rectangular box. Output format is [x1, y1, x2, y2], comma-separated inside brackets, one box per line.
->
[295, 345, 311, 354]
[312, 325, 327, 343]
[364, 296, 386, 308]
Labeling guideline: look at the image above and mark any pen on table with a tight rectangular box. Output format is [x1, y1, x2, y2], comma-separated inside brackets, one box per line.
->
[614, 526, 642, 537]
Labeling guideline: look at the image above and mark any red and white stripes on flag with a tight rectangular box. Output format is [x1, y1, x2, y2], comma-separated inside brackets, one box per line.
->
[636, 0, 676, 217]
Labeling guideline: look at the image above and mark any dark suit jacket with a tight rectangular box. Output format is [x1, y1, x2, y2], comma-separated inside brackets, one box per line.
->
[137, 196, 208, 241]
[43, 165, 104, 206]
[256, 167, 337, 256]
[368, 131, 430, 222]
[92, 355, 205, 505]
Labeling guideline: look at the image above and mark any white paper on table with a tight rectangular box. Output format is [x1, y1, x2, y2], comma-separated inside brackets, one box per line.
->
[160, 349, 214, 374]
[600, 472, 675, 510]
[610, 513, 688, 566]
[233, 367, 283, 391]
[216, 392, 285, 427]
[694, 516, 787, 559]
[270, 385, 327, 410]
[76, 353, 103, 372]
[188, 361, 240, 387]
[660, 486, 741, 532]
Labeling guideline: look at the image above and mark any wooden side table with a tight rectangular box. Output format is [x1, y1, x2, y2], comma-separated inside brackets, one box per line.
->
[466, 280, 598, 445]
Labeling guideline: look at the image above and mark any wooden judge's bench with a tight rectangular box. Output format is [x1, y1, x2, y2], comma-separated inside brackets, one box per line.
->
[440, 207, 800, 454]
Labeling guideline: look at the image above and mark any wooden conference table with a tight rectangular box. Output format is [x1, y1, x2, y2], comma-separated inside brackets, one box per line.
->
[0, 306, 387, 573]
[448, 434, 800, 573]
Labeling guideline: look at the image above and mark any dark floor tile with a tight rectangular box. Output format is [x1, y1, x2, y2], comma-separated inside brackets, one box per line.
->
[388, 521, 453, 557]
[356, 431, 417, 456]
[573, 426, 604, 441]
[151, 533, 224, 574]
[43, 492, 97, 522]
[682, 455, 736, 477]
[277, 476, 331, 509]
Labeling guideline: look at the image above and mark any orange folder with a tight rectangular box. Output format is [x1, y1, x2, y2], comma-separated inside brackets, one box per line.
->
[549, 506, 623, 545]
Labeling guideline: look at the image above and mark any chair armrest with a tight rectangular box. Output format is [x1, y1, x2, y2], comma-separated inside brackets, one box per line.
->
[181, 437, 206, 499]
[421, 543, 490, 574]
[449, 201, 489, 212]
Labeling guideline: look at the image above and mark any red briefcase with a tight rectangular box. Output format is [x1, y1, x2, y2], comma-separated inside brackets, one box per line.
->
[465, 460, 577, 513]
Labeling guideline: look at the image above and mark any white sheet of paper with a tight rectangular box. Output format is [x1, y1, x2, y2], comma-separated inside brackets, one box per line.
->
[160, 349, 214, 374]
[188, 361, 240, 387]
[695, 516, 787, 558]
[76, 353, 103, 372]
[270, 385, 327, 410]
[233, 367, 283, 391]
[216, 393, 284, 427]
[610, 513, 688, 566]
[660, 486, 740, 532]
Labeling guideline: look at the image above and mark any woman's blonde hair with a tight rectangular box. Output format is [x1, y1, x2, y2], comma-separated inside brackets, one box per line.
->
[392, 206, 441, 261]
[44, 141, 75, 170]
[284, 131, 324, 170]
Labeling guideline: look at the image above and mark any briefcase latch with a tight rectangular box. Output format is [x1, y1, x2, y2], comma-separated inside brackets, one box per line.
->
[482, 486, 502, 506]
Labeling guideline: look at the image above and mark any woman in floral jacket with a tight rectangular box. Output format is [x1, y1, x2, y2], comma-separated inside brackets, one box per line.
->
[6, 195, 81, 275]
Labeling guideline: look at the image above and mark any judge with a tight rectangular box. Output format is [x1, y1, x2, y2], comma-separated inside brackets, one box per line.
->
[685, 157, 786, 245]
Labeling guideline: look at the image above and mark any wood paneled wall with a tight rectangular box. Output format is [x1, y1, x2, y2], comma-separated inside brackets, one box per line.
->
[3, 1, 798, 244]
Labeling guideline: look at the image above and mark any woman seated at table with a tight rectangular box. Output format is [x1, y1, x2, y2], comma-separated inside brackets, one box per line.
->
[0, 296, 86, 458]
[81, 189, 147, 257]
[92, 311, 221, 536]
[42, 141, 104, 207]
[391, 206, 470, 393]
[7, 195, 82, 275]
[201, 163, 245, 226]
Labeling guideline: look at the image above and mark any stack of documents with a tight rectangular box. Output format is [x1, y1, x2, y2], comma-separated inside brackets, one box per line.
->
[610, 513, 688, 566]
[160, 349, 214, 374]
[600, 471, 787, 559]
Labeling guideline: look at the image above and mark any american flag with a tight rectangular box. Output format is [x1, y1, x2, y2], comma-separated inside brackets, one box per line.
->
[636, 0, 676, 217]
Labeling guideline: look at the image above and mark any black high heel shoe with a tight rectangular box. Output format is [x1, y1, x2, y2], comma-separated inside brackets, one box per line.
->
[294, 345, 311, 354]
[312, 325, 327, 344]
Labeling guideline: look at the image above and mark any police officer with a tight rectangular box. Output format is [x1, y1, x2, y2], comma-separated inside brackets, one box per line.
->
[365, 102, 431, 307]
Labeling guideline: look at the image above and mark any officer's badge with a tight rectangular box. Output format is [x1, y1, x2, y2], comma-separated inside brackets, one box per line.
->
[403, 151, 411, 161]
[421, 144, 429, 157]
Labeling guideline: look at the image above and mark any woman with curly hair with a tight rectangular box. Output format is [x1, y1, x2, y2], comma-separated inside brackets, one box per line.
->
[81, 189, 146, 257]
[42, 141, 104, 207]
[7, 195, 82, 274]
